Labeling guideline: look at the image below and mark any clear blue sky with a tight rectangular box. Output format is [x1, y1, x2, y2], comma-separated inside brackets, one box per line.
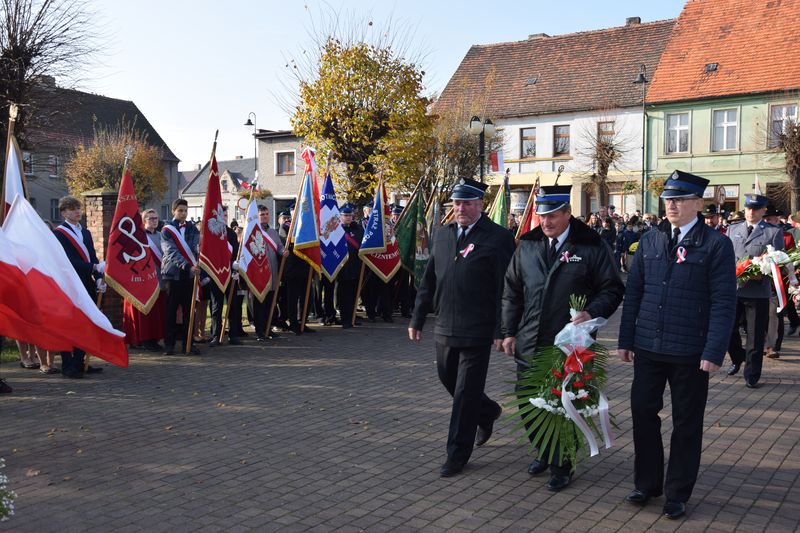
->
[84, 0, 686, 170]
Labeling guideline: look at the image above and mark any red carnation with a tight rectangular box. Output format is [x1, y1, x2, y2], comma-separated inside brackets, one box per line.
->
[551, 388, 562, 397]
[551, 369, 563, 379]
[583, 373, 593, 380]
[573, 381, 585, 388]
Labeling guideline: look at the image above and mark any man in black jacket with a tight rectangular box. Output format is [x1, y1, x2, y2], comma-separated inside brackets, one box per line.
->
[409, 178, 516, 478]
[501, 185, 624, 491]
[337, 204, 363, 328]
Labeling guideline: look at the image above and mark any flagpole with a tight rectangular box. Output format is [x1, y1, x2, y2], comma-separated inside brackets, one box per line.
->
[300, 270, 313, 333]
[219, 190, 251, 343]
[0, 103, 20, 225]
[516, 178, 538, 241]
[186, 130, 219, 354]
[265, 166, 307, 338]
[394, 177, 424, 229]
[352, 263, 366, 325]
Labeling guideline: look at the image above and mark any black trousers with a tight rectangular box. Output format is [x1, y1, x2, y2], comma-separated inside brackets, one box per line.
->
[285, 277, 307, 329]
[321, 277, 336, 320]
[336, 279, 358, 327]
[209, 283, 225, 339]
[631, 354, 709, 502]
[60, 347, 86, 377]
[252, 290, 276, 338]
[364, 274, 392, 319]
[435, 342, 500, 464]
[164, 274, 193, 349]
[728, 297, 769, 382]
[228, 285, 245, 337]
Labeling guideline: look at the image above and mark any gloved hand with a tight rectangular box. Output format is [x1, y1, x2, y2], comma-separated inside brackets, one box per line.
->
[200, 276, 211, 287]
[233, 261, 240, 271]
[232, 272, 240, 281]
[96, 278, 107, 293]
[95, 261, 106, 274]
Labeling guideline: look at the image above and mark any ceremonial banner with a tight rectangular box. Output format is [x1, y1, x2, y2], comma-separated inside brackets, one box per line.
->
[238, 197, 273, 302]
[490, 150, 504, 174]
[0, 226, 45, 340]
[359, 179, 401, 282]
[198, 153, 232, 291]
[395, 185, 429, 287]
[2, 136, 25, 217]
[291, 148, 321, 272]
[4, 195, 128, 367]
[319, 172, 348, 281]
[104, 167, 160, 314]
[488, 171, 510, 227]
[516, 178, 541, 238]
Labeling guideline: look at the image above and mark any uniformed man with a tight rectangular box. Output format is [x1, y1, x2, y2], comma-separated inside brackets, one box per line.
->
[501, 185, 624, 491]
[726, 193, 784, 387]
[618, 170, 736, 519]
[252, 204, 284, 341]
[701, 205, 725, 234]
[337, 204, 363, 328]
[409, 178, 516, 478]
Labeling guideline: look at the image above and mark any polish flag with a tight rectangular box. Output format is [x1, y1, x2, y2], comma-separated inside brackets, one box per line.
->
[3, 136, 25, 216]
[3, 195, 128, 367]
[238, 197, 273, 302]
[0, 227, 46, 338]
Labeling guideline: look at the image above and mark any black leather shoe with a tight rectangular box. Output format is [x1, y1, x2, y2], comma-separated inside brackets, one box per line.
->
[164, 346, 175, 355]
[528, 458, 549, 476]
[625, 489, 651, 505]
[476, 407, 502, 447]
[788, 325, 798, 336]
[546, 473, 572, 492]
[439, 459, 465, 478]
[208, 338, 220, 347]
[85, 366, 103, 374]
[727, 362, 741, 376]
[255, 336, 268, 342]
[663, 500, 685, 519]
[227, 337, 242, 345]
[745, 378, 761, 389]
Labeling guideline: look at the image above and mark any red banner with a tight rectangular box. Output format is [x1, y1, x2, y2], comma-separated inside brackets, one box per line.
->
[104, 168, 160, 314]
[238, 198, 272, 302]
[198, 153, 232, 291]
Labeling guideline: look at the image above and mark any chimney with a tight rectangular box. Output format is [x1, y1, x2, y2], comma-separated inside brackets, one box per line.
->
[235, 155, 243, 160]
[528, 33, 550, 40]
[626, 17, 641, 26]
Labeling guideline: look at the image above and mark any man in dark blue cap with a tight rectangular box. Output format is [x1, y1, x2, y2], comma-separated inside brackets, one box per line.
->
[502, 184, 624, 491]
[618, 170, 736, 519]
[726, 192, 784, 386]
[410, 177, 516, 478]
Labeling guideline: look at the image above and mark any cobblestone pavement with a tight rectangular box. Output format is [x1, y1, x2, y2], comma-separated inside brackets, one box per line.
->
[1, 307, 798, 532]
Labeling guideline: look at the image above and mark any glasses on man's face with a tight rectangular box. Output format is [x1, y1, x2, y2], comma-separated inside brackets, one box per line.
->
[145, 217, 158, 221]
[664, 197, 693, 205]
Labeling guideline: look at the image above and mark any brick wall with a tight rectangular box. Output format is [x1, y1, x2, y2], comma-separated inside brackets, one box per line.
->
[82, 190, 124, 330]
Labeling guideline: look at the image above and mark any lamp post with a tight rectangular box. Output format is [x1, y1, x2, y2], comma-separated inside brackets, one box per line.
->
[244, 112, 258, 181]
[469, 115, 495, 183]
[633, 65, 649, 212]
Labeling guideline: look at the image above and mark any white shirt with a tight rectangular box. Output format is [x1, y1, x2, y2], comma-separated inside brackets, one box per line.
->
[671, 217, 699, 244]
[64, 220, 84, 243]
[457, 220, 478, 239]
[549, 225, 571, 253]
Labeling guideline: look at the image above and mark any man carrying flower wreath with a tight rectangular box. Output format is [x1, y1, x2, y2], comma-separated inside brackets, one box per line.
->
[501, 184, 624, 491]
[618, 170, 736, 519]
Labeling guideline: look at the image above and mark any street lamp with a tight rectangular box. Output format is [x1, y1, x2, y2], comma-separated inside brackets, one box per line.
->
[244, 112, 258, 180]
[633, 64, 649, 212]
[469, 115, 495, 183]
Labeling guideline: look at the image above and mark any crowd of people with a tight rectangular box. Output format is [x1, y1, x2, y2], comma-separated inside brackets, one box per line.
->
[2, 172, 796, 522]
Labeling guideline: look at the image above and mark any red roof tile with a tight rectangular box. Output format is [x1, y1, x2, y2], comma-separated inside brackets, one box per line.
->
[647, 0, 800, 103]
[435, 20, 676, 119]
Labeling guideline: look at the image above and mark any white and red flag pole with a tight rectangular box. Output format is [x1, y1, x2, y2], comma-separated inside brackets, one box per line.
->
[1, 103, 27, 224]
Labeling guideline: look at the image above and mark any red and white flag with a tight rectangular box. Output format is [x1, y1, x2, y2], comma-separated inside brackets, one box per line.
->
[3, 195, 128, 367]
[198, 152, 232, 291]
[104, 166, 160, 314]
[3, 135, 25, 217]
[238, 198, 274, 302]
[490, 150, 504, 174]
[0, 227, 46, 339]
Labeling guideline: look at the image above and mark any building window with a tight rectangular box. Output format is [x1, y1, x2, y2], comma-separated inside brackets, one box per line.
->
[553, 125, 570, 156]
[597, 121, 615, 144]
[161, 204, 169, 220]
[275, 152, 295, 175]
[520, 127, 536, 158]
[48, 154, 61, 177]
[666, 113, 689, 154]
[50, 199, 60, 221]
[22, 152, 33, 174]
[769, 104, 797, 148]
[712, 109, 738, 151]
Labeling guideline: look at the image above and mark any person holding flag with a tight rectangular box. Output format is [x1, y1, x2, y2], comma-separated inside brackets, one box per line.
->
[318, 171, 348, 325]
[246, 204, 284, 341]
[336, 203, 363, 328]
[161, 198, 201, 355]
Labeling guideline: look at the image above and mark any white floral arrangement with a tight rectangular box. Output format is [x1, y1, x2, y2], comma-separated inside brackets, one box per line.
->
[0, 458, 16, 522]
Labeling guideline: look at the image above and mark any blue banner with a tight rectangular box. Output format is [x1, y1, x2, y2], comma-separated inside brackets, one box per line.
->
[319, 173, 348, 281]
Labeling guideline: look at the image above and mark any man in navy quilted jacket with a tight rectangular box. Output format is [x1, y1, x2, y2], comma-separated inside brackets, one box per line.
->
[617, 170, 736, 520]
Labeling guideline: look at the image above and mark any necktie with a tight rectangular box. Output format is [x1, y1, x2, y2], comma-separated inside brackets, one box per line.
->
[548, 238, 559, 265]
[671, 227, 681, 248]
[747, 225, 754, 237]
[457, 226, 468, 249]
[179, 222, 186, 229]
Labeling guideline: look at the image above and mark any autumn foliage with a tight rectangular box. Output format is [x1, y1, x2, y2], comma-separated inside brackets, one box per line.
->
[65, 120, 166, 204]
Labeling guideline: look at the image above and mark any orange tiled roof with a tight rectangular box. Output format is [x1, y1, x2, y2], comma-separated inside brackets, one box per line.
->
[435, 19, 676, 119]
[647, 0, 800, 103]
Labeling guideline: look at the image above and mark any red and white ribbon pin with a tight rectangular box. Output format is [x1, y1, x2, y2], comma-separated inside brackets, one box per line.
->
[675, 246, 686, 264]
[459, 243, 475, 258]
